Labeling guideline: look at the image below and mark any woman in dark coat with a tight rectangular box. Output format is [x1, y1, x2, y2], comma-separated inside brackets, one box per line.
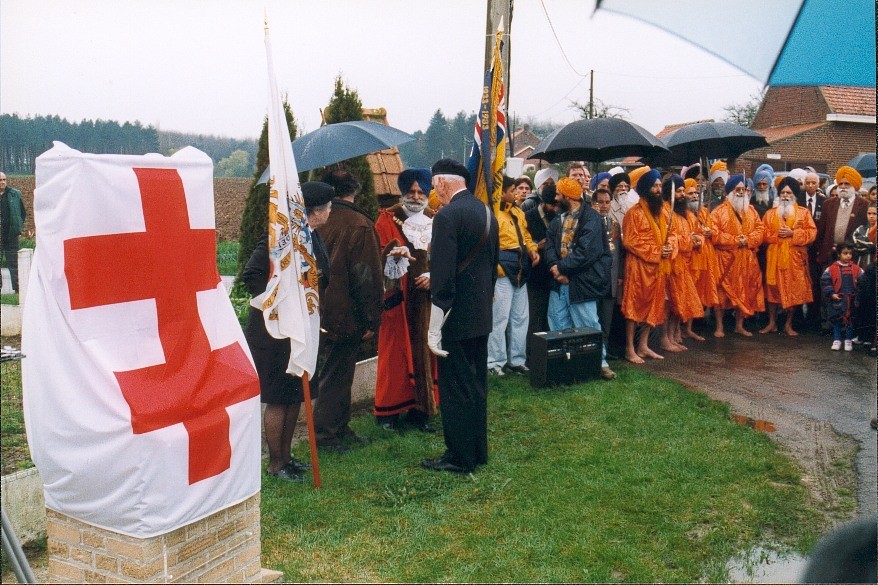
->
[242, 182, 332, 481]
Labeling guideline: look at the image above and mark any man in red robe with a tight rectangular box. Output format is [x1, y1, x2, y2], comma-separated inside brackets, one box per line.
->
[373, 169, 438, 432]
[759, 177, 817, 336]
[711, 174, 765, 337]
[622, 169, 677, 363]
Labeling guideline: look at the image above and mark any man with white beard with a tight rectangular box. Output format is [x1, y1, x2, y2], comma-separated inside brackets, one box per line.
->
[373, 168, 439, 432]
[758, 177, 817, 336]
[607, 172, 632, 228]
[710, 175, 765, 337]
[751, 165, 776, 218]
[815, 166, 869, 268]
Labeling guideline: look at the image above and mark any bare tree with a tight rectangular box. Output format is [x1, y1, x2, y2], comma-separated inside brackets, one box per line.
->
[571, 98, 630, 120]
[722, 90, 765, 127]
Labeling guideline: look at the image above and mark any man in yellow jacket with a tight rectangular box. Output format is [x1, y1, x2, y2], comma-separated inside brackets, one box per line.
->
[488, 176, 540, 376]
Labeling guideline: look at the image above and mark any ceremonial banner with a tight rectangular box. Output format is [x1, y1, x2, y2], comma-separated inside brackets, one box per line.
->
[467, 26, 506, 212]
[22, 142, 261, 537]
[251, 27, 320, 378]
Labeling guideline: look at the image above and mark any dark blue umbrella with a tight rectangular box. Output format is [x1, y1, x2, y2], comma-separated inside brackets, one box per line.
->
[648, 122, 769, 166]
[257, 121, 415, 184]
[529, 118, 668, 163]
[595, 0, 875, 87]
[846, 152, 876, 178]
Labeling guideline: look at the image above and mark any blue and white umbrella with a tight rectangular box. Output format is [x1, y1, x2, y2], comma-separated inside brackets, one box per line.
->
[595, 0, 875, 87]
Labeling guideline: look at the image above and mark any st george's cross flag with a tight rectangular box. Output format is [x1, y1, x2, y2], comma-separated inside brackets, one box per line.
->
[22, 142, 262, 538]
[251, 25, 321, 378]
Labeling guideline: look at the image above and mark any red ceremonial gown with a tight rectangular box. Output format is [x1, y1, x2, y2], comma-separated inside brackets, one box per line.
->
[373, 205, 438, 418]
[711, 201, 765, 316]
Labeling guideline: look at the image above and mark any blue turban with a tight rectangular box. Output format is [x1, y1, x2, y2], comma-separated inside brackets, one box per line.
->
[661, 174, 685, 200]
[636, 169, 663, 197]
[724, 174, 745, 194]
[398, 168, 432, 197]
[777, 176, 801, 199]
[590, 171, 612, 191]
[754, 164, 774, 186]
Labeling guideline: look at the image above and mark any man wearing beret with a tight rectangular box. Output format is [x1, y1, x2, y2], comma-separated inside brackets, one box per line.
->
[758, 177, 817, 337]
[710, 174, 765, 337]
[313, 169, 384, 452]
[373, 168, 438, 433]
[242, 182, 333, 481]
[423, 158, 499, 474]
[1, 172, 26, 293]
[815, 166, 869, 268]
[544, 177, 615, 379]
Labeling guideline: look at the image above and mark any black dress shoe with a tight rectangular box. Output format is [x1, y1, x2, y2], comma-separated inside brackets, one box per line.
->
[421, 456, 471, 474]
[504, 364, 529, 375]
[288, 457, 311, 472]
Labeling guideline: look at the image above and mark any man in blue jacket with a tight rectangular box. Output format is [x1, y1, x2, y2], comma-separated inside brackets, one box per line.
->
[544, 177, 615, 380]
[423, 158, 499, 474]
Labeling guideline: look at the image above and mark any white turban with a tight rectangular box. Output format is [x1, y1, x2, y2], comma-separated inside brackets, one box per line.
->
[534, 168, 559, 189]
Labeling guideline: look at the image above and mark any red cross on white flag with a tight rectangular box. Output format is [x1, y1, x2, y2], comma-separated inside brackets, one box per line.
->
[22, 142, 262, 538]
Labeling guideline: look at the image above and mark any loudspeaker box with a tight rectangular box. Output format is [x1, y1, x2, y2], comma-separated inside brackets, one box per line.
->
[529, 327, 602, 387]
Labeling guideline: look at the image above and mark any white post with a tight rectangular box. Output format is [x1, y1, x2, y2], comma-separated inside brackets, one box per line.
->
[18, 248, 33, 306]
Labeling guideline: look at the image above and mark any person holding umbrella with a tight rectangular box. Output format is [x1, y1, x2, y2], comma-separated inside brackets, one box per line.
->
[711, 175, 766, 337]
[621, 169, 677, 363]
[758, 177, 817, 336]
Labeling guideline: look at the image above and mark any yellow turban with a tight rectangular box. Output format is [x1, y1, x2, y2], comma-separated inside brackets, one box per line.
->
[684, 178, 698, 191]
[835, 166, 863, 190]
[628, 166, 651, 191]
[709, 160, 728, 174]
[428, 189, 442, 211]
[556, 177, 582, 200]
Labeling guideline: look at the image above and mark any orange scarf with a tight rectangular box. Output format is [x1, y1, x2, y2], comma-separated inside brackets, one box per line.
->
[641, 199, 670, 275]
[766, 205, 797, 286]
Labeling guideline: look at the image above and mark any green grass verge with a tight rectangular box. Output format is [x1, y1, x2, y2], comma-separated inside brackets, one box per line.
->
[217, 240, 238, 276]
[1, 356, 31, 474]
[262, 366, 825, 582]
[0, 294, 19, 305]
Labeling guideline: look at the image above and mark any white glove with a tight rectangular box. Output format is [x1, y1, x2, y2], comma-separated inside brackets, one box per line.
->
[428, 303, 449, 357]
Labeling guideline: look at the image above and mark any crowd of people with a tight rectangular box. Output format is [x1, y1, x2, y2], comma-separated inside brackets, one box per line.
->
[242, 158, 876, 481]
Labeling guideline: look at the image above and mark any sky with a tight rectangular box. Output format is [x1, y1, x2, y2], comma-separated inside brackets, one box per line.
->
[1, 0, 765, 141]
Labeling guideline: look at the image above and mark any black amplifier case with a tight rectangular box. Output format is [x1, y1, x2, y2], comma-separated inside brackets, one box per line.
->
[529, 327, 602, 387]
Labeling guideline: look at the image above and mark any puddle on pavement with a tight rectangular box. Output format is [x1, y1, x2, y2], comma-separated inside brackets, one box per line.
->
[726, 546, 809, 583]
[732, 414, 777, 432]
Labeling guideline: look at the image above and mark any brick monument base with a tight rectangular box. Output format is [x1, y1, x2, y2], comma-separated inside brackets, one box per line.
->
[45, 494, 282, 583]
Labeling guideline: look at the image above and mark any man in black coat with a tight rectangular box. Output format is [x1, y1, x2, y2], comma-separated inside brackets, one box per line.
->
[524, 184, 559, 342]
[423, 159, 499, 474]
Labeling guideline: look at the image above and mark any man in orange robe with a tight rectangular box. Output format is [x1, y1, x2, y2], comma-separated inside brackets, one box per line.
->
[374, 169, 438, 432]
[683, 178, 719, 340]
[759, 176, 817, 336]
[622, 169, 677, 363]
[662, 175, 704, 351]
[711, 174, 765, 337]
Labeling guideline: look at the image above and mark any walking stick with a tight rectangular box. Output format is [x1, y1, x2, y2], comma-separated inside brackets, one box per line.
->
[301, 373, 321, 488]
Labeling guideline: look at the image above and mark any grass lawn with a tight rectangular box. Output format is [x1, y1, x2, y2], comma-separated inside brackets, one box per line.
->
[1, 353, 30, 475]
[261, 365, 826, 583]
[217, 240, 239, 276]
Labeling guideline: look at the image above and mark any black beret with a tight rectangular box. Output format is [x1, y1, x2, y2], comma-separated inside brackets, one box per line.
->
[302, 181, 335, 208]
[431, 158, 471, 185]
[608, 172, 631, 192]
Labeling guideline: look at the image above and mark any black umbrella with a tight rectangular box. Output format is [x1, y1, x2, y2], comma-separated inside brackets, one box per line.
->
[529, 118, 668, 163]
[648, 122, 768, 166]
[257, 121, 415, 184]
[846, 152, 876, 178]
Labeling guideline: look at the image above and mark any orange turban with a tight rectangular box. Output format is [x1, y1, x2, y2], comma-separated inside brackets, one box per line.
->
[709, 160, 728, 174]
[428, 189, 442, 211]
[684, 178, 698, 191]
[556, 177, 583, 200]
[835, 166, 863, 190]
[628, 166, 651, 191]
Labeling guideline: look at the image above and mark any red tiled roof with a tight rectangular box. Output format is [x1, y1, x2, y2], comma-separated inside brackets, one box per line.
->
[819, 86, 876, 117]
[654, 119, 715, 139]
[759, 122, 827, 143]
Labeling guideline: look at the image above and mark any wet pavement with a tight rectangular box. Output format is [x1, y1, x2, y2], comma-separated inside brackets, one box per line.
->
[633, 327, 876, 517]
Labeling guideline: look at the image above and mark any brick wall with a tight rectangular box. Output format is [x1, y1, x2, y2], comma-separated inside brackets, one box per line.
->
[740, 122, 876, 177]
[7, 177, 250, 242]
[45, 494, 277, 583]
[752, 86, 830, 129]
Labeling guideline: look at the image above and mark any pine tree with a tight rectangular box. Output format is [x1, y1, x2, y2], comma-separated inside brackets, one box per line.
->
[320, 75, 377, 220]
[232, 99, 299, 296]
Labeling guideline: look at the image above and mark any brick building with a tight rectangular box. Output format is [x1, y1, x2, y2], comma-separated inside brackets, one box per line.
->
[509, 124, 548, 171]
[740, 86, 875, 177]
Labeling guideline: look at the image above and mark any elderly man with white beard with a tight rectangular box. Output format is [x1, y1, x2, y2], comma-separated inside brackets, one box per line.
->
[758, 177, 817, 336]
[607, 172, 632, 228]
[710, 174, 765, 337]
[815, 166, 869, 269]
[751, 164, 776, 218]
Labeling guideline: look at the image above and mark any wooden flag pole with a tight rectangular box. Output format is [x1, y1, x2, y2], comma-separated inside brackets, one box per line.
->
[301, 373, 321, 488]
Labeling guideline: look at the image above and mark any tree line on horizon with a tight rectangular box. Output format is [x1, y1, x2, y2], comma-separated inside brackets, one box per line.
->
[0, 113, 258, 177]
